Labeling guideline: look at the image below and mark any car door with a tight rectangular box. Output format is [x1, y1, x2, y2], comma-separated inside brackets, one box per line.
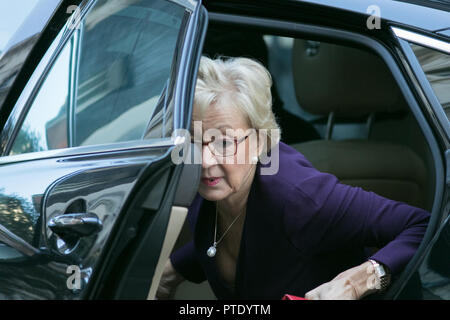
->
[387, 29, 450, 299]
[0, 0, 207, 299]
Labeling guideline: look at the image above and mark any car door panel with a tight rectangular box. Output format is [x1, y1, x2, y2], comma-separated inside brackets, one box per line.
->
[43, 158, 152, 260]
[0, 0, 206, 299]
[0, 145, 169, 299]
[86, 157, 184, 299]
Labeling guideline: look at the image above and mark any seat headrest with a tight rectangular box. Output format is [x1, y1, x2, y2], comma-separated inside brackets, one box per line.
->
[292, 39, 407, 116]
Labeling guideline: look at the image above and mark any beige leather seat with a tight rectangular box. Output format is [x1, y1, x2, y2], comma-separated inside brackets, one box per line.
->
[291, 40, 428, 209]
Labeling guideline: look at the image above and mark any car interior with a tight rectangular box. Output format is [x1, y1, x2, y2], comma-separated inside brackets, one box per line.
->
[169, 23, 437, 299]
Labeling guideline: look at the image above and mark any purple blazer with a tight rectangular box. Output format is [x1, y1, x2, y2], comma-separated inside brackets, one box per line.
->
[171, 142, 430, 299]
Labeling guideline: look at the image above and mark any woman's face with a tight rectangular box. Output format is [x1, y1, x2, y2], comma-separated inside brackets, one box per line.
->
[192, 99, 259, 202]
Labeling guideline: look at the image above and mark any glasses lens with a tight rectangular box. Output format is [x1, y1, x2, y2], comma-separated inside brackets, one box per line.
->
[211, 138, 235, 156]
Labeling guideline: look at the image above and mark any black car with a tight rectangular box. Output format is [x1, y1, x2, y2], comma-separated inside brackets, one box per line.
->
[0, 0, 448, 300]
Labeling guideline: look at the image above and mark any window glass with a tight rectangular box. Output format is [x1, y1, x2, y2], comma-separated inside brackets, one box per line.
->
[264, 36, 319, 122]
[0, 1, 43, 109]
[410, 43, 450, 121]
[0, 1, 39, 53]
[10, 42, 71, 155]
[10, 0, 186, 155]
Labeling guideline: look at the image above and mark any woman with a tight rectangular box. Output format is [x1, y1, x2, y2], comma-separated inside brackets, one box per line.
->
[157, 56, 430, 300]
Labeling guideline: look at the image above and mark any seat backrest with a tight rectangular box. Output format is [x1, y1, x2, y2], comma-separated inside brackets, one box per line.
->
[291, 39, 429, 209]
[292, 39, 408, 117]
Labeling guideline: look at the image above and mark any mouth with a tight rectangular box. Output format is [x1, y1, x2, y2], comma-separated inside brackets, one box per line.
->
[201, 177, 222, 187]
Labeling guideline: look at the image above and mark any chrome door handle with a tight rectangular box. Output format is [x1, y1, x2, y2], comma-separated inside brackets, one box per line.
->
[48, 213, 103, 240]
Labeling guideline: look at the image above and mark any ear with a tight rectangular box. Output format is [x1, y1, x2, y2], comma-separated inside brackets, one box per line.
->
[256, 129, 267, 158]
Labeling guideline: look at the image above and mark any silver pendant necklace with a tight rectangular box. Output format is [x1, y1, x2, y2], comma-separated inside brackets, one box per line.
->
[207, 203, 245, 258]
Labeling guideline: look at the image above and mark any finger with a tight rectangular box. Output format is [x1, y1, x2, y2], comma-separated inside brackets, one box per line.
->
[305, 287, 322, 300]
[307, 281, 334, 300]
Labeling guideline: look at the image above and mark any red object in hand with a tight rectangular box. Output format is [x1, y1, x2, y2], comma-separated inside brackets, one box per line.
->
[282, 294, 308, 300]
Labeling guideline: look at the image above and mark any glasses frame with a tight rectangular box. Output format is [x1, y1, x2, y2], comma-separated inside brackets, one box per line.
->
[192, 134, 250, 158]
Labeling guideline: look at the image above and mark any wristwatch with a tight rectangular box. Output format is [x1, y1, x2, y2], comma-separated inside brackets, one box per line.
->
[368, 259, 391, 292]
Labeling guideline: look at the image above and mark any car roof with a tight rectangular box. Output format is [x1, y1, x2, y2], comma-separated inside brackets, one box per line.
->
[205, 0, 450, 35]
[301, 0, 450, 33]
[393, 0, 450, 12]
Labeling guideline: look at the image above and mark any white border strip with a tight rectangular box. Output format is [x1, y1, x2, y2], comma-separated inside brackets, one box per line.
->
[392, 27, 450, 54]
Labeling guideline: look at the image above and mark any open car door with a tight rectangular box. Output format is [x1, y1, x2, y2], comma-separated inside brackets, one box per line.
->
[0, 0, 207, 299]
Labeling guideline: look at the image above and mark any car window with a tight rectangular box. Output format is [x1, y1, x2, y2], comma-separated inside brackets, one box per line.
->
[10, 0, 186, 155]
[0, 1, 39, 53]
[0, 1, 51, 110]
[10, 40, 71, 155]
[409, 43, 450, 121]
[264, 36, 320, 122]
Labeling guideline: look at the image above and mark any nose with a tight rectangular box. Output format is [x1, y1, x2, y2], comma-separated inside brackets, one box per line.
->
[202, 145, 218, 169]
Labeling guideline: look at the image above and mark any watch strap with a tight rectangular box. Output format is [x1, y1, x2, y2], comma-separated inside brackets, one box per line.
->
[368, 259, 391, 292]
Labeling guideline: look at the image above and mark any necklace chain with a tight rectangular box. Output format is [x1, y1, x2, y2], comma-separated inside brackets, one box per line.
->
[207, 203, 245, 258]
[214, 203, 245, 245]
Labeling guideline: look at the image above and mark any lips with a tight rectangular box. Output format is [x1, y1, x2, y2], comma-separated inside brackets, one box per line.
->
[201, 177, 222, 186]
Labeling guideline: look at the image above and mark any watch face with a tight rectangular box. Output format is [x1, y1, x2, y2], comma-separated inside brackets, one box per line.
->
[376, 265, 387, 277]
[370, 259, 387, 277]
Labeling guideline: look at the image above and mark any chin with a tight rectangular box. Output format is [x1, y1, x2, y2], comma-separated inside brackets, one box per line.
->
[198, 187, 229, 202]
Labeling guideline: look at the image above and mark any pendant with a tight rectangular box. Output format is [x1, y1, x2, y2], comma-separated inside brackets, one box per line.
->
[207, 245, 217, 257]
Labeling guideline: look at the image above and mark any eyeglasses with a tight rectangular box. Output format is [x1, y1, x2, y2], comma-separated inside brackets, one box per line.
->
[192, 135, 249, 157]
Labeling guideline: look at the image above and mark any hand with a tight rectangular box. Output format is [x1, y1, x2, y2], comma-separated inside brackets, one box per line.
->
[156, 259, 185, 300]
[305, 261, 378, 300]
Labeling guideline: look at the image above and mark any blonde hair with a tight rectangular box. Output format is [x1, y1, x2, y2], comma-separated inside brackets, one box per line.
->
[194, 56, 281, 150]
